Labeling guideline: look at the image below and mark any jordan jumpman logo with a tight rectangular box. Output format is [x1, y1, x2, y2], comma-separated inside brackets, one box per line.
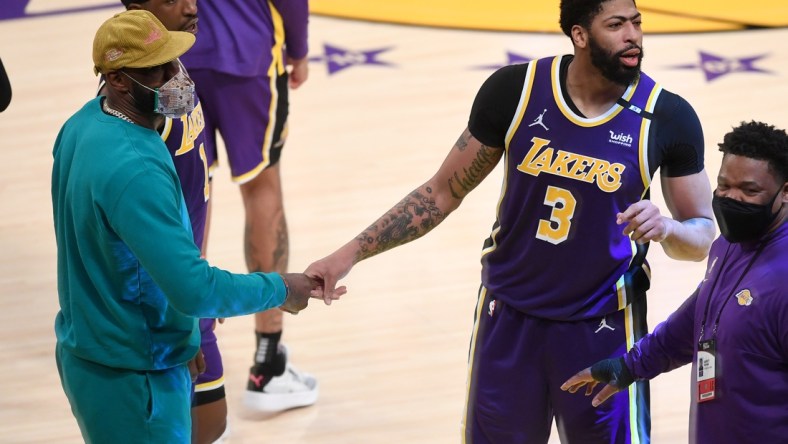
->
[595, 316, 615, 333]
[528, 109, 549, 131]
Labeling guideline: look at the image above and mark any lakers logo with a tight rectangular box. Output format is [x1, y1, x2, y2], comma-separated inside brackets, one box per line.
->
[516, 137, 625, 193]
[736, 289, 753, 306]
[173, 101, 205, 156]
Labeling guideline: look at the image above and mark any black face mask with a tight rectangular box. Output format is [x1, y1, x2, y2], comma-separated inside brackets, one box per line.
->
[712, 191, 781, 243]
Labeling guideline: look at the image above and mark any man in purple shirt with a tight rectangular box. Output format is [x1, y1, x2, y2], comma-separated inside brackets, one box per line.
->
[562, 120, 788, 443]
[179, 0, 314, 413]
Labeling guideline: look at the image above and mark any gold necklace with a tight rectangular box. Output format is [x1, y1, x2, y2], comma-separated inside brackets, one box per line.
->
[102, 99, 134, 124]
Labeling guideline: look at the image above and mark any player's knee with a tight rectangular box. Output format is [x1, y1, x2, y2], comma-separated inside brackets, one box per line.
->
[241, 166, 284, 199]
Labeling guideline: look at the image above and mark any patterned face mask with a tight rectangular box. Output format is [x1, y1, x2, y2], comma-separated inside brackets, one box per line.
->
[122, 62, 195, 119]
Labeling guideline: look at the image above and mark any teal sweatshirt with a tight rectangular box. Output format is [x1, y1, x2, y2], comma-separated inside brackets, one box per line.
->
[51, 97, 286, 371]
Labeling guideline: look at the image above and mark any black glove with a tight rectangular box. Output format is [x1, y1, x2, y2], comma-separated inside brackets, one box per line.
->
[590, 357, 635, 389]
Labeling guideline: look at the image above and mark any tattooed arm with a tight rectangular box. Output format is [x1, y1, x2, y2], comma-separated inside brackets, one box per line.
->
[353, 128, 502, 260]
[305, 128, 503, 301]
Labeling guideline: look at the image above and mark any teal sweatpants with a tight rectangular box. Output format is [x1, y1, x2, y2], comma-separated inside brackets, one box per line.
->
[56, 343, 192, 443]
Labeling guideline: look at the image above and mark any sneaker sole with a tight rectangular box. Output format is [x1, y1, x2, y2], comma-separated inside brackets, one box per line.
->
[242, 386, 319, 413]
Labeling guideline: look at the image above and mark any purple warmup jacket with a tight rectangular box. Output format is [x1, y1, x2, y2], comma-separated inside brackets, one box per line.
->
[624, 221, 788, 443]
[180, 0, 309, 78]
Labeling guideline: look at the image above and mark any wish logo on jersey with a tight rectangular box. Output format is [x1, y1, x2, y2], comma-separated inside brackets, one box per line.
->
[608, 130, 633, 147]
[516, 136, 625, 193]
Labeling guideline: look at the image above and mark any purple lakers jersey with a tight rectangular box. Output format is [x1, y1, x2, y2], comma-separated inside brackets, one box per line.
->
[179, 0, 309, 78]
[482, 56, 662, 320]
[161, 96, 209, 249]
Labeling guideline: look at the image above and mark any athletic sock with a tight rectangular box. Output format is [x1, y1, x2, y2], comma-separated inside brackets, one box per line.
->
[250, 331, 286, 379]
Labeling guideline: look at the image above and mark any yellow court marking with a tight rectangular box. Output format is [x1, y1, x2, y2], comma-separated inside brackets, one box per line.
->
[311, 0, 788, 33]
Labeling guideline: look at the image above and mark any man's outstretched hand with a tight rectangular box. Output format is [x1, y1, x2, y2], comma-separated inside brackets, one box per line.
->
[279, 273, 345, 314]
[560, 357, 635, 407]
[304, 247, 355, 306]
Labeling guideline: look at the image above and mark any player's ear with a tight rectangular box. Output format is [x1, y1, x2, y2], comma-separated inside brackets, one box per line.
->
[126, 3, 143, 10]
[571, 25, 588, 48]
[104, 71, 131, 94]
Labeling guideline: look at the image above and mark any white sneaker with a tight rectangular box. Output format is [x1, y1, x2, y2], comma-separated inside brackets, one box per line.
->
[243, 362, 319, 413]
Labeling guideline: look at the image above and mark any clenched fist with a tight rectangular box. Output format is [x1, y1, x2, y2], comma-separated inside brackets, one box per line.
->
[279, 273, 322, 314]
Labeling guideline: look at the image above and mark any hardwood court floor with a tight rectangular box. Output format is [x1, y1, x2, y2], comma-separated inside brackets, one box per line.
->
[0, 2, 786, 443]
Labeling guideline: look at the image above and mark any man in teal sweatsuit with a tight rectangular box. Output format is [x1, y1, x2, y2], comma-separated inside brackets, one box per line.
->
[50, 10, 341, 443]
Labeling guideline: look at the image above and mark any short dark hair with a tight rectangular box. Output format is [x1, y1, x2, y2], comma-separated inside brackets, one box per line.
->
[559, 0, 634, 37]
[120, 0, 149, 8]
[719, 121, 788, 183]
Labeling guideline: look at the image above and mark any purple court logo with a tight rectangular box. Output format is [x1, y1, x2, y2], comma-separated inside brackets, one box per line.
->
[309, 44, 394, 75]
[671, 51, 771, 82]
[474, 51, 534, 70]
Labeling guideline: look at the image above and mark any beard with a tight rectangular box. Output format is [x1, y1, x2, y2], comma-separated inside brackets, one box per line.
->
[589, 35, 643, 86]
[128, 80, 158, 116]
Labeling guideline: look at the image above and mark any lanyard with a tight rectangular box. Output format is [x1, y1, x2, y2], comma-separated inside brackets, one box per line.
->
[697, 241, 766, 342]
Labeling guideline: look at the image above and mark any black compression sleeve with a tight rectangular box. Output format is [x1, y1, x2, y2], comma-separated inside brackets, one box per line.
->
[468, 64, 528, 148]
[650, 90, 705, 177]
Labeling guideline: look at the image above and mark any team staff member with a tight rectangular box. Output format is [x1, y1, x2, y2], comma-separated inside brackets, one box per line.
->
[562, 120, 788, 444]
[51, 11, 340, 443]
[306, 0, 715, 442]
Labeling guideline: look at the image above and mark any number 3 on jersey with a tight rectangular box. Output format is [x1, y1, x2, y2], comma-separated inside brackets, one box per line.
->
[536, 186, 576, 245]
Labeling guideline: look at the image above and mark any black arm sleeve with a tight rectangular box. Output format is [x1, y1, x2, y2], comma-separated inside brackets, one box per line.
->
[468, 63, 528, 149]
[0, 58, 11, 113]
[649, 90, 705, 177]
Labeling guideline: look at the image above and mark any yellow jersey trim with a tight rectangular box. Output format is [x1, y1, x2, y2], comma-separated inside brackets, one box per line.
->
[637, 85, 663, 190]
[461, 286, 489, 443]
[624, 304, 641, 444]
[160, 117, 173, 143]
[550, 56, 636, 128]
[194, 375, 226, 392]
[481, 62, 536, 258]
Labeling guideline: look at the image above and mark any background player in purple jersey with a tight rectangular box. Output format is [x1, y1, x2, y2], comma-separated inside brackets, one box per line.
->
[306, 0, 716, 442]
[179, 0, 315, 414]
[562, 120, 788, 444]
[112, 1, 224, 442]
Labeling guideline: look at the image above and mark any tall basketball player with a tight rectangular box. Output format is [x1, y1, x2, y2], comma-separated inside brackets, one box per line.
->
[306, 0, 716, 442]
